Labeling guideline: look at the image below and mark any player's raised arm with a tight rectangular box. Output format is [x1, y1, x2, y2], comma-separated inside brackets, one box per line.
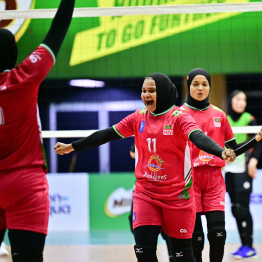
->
[42, 0, 75, 57]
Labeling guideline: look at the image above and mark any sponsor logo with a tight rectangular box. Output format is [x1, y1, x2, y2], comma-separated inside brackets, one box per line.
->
[0, 0, 35, 42]
[143, 171, 167, 181]
[135, 248, 143, 253]
[180, 229, 187, 233]
[173, 110, 183, 117]
[196, 150, 215, 162]
[105, 187, 133, 217]
[178, 194, 187, 199]
[243, 181, 250, 189]
[175, 252, 184, 257]
[220, 201, 225, 206]
[163, 123, 173, 135]
[213, 116, 221, 127]
[133, 212, 136, 222]
[49, 193, 71, 216]
[145, 155, 164, 172]
[197, 237, 203, 241]
[70, 0, 249, 65]
[139, 120, 146, 133]
[217, 232, 224, 237]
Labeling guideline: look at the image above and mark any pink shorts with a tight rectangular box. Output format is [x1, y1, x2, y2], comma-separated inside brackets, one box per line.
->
[0, 167, 49, 235]
[194, 166, 226, 213]
[132, 190, 196, 239]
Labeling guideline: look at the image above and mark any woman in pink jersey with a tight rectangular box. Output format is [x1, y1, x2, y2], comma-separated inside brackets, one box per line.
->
[54, 72, 236, 262]
[0, 1, 75, 261]
[180, 68, 262, 262]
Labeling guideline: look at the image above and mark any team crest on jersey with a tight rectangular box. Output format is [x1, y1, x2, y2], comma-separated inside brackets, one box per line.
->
[173, 110, 183, 117]
[145, 155, 164, 172]
[213, 117, 221, 127]
[196, 150, 215, 162]
[163, 124, 173, 135]
[139, 121, 146, 133]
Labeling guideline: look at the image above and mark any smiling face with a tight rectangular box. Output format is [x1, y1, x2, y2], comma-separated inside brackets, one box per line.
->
[231, 91, 246, 113]
[141, 77, 157, 112]
[190, 75, 210, 101]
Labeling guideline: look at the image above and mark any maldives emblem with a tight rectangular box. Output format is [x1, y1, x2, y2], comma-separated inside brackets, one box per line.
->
[213, 117, 221, 127]
[198, 150, 215, 162]
[163, 124, 173, 135]
[145, 155, 164, 172]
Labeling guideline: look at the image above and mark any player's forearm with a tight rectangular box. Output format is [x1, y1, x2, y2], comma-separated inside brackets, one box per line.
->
[43, 0, 75, 57]
[189, 130, 224, 159]
[72, 127, 122, 152]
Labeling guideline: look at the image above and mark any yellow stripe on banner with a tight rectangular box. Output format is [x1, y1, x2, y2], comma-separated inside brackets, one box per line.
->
[69, 0, 249, 66]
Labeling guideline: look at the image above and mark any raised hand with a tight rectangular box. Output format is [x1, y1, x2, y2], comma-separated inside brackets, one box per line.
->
[222, 149, 236, 162]
[54, 142, 74, 155]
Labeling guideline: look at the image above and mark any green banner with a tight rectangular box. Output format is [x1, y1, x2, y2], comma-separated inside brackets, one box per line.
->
[6, 0, 262, 78]
[89, 173, 135, 230]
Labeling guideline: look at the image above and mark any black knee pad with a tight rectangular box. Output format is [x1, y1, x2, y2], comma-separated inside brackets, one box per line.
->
[231, 204, 250, 221]
[192, 231, 205, 253]
[12, 253, 43, 262]
[208, 228, 226, 252]
[171, 247, 196, 262]
[134, 245, 157, 262]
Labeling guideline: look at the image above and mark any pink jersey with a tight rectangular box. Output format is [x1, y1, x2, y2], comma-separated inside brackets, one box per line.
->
[0, 45, 55, 171]
[113, 106, 202, 201]
[180, 103, 235, 168]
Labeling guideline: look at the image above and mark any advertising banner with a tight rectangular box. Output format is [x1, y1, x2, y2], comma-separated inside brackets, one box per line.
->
[47, 173, 89, 231]
[89, 173, 134, 230]
[3, 0, 262, 78]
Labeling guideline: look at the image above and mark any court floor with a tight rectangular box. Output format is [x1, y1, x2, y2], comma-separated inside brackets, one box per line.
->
[1, 230, 262, 261]
[0, 244, 261, 262]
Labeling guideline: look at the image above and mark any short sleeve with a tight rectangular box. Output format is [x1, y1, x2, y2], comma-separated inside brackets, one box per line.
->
[175, 110, 202, 140]
[113, 112, 135, 138]
[14, 45, 55, 86]
[224, 115, 235, 143]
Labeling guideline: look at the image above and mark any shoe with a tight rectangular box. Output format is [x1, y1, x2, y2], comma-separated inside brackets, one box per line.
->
[0, 242, 9, 256]
[234, 245, 257, 259]
[230, 245, 245, 257]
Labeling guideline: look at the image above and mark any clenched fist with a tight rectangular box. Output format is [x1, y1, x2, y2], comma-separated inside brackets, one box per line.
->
[54, 142, 74, 155]
[221, 149, 236, 162]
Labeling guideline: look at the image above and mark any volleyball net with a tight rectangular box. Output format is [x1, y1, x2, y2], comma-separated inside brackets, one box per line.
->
[1, 1, 262, 173]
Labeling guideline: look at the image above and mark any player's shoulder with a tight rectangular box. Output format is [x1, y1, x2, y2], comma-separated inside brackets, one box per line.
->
[210, 104, 227, 117]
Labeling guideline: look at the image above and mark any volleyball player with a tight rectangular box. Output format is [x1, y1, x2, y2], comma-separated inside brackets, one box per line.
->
[224, 90, 261, 259]
[0, 1, 75, 261]
[54, 72, 236, 262]
[180, 68, 262, 262]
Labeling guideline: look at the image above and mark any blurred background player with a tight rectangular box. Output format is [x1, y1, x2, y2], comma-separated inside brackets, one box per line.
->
[224, 90, 261, 259]
[54, 72, 236, 262]
[180, 68, 262, 262]
[0, 0, 75, 261]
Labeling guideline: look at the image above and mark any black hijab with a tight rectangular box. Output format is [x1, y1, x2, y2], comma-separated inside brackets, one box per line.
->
[185, 68, 211, 110]
[147, 72, 178, 115]
[0, 28, 18, 72]
[227, 90, 245, 121]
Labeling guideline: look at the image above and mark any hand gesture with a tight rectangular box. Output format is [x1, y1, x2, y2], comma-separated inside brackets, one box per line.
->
[54, 142, 74, 155]
[222, 149, 236, 162]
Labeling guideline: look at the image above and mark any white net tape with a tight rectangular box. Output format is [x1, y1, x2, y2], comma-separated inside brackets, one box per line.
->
[1, 2, 262, 20]
[42, 126, 261, 138]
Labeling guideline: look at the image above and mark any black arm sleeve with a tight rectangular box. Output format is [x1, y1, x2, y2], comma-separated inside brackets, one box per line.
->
[42, 0, 75, 57]
[72, 127, 122, 152]
[225, 137, 260, 157]
[189, 131, 224, 159]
